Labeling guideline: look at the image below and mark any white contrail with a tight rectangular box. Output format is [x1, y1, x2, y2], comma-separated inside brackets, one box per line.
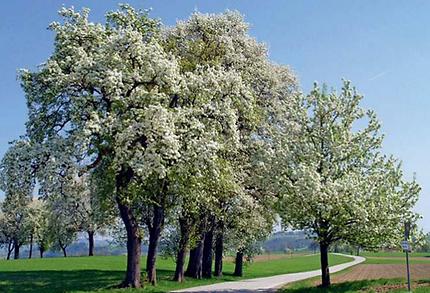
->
[369, 71, 389, 81]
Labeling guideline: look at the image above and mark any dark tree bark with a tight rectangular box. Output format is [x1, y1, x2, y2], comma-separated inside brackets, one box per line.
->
[29, 233, 33, 259]
[6, 241, 13, 260]
[117, 198, 142, 288]
[58, 238, 68, 257]
[39, 246, 44, 258]
[233, 251, 244, 277]
[185, 232, 205, 279]
[58, 240, 67, 257]
[173, 218, 190, 282]
[13, 239, 20, 260]
[88, 230, 95, 256]
[214, 232, 224, 277]
[185, 246, 197, 276]
[115, 167, 142, 288]
[146, 205, 165, 286]
[202, 229, 213, 278]
[320, 242, 330, 287]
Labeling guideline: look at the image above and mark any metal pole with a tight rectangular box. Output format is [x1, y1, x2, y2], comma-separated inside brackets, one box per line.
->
[406, 249, 411, 292]
[404, 221, 411, 292]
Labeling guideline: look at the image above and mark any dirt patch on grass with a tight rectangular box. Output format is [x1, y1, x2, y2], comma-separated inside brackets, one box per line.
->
[372, 281, 430, 292]
[331, 264, 430, 283]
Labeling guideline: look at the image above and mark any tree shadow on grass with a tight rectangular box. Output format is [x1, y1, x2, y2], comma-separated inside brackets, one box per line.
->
[0, 269, 175, 293]
[0, 270, 125, 292]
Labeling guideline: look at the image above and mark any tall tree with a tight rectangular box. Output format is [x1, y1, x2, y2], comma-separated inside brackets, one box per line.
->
[272, 81, 421, 287]
[164, 10, 297, 280]
[20, 6, 179, 288]
[20, 6, 297, 287]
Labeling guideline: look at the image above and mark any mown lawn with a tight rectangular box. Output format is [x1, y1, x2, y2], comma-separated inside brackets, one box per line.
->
[281, 278, 430, 293]
[0, 253, 352, 292]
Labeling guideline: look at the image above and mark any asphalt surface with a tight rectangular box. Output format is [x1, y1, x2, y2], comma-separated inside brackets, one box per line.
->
[172, 254, 365, 293]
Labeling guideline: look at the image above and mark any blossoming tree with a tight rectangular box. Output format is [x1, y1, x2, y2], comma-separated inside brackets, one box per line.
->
[272, 81, 421, 287]
[0, 140, 36, 259]
[20, 5, 180, 287]
[19, 5, 296, 287]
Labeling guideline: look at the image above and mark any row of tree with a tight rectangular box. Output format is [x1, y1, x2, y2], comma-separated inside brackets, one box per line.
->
[0, 5, 421, 288]
[0, 143, 111, 259]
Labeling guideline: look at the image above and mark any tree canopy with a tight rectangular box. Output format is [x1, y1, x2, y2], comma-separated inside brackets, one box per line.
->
[0, 4, 421, 290]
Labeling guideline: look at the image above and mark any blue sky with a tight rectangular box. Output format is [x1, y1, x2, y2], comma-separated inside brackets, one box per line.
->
[1, 0, 429, 231]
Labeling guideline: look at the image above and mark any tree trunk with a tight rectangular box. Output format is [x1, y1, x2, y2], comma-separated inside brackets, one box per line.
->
[116, 167, 142, 288]
[88, 230, 95, 256]
[58, 239, 67, 257]
[185, 232, 205, 279]
[29, 233, 33, 259]
[13, 239, 20, 260]
[117, 198, 142, 288]
[233, 251, 244, 277]
[320, 242, 330, 287]
[202, 229, 213, 278]
[146, 205, 165, 286]
[173, 218, 190, 282]
[39, 247, 44, 259]
[61, 245, 67, 257]
[185, 247, 197, 276]
[214, 232, 223, 277]
[7, 241, 13, 260]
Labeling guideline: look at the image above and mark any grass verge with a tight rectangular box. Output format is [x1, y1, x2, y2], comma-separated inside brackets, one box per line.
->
[0, 253, 352, 292]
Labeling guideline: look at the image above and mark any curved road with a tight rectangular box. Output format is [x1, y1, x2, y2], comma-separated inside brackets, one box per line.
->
[172, 254, 365, 293]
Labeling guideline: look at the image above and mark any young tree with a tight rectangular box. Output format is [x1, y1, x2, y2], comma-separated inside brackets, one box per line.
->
[66, 174, 114, 256]
[48, 194, 79, 258]
[0, 197, 32, 259]
[273, 81, 421, 287]
[32, 201, 52, 258]
[49, 220, 76, 258]
[226, 197, 274, 277]
[0, 209, 16, 259]
[0, 140, 36, 259]
[26, 198, 46, 258]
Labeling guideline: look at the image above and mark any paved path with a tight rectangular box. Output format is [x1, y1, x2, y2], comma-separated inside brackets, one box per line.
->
[172, 254, 365, 293]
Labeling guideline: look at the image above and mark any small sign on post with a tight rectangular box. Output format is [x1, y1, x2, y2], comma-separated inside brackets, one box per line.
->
[401, 240, 410, 252]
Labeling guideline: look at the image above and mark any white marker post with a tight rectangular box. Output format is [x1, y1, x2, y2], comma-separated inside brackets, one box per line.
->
[403, 222, 411, 292]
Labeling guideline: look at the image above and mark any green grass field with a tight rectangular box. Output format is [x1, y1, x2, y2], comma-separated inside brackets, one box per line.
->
[0, 253, 352, 292]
